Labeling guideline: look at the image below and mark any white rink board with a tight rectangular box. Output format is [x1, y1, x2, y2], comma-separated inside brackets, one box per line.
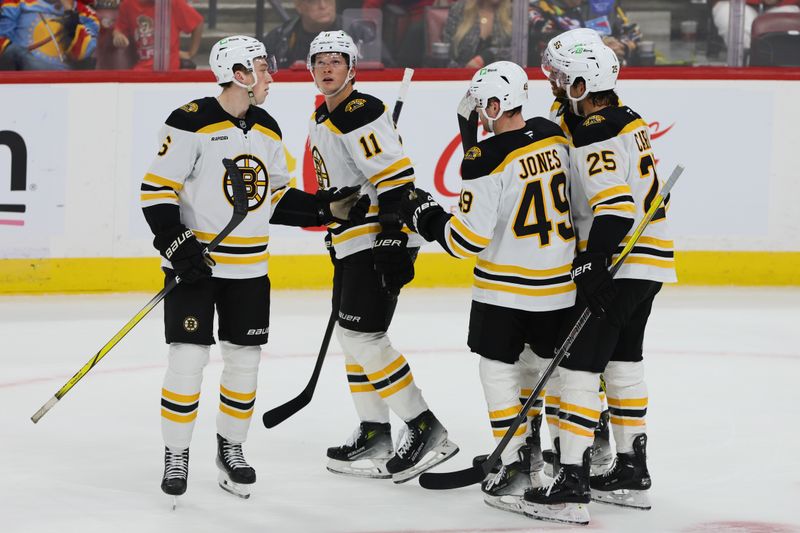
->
[1, 79, 799, 259]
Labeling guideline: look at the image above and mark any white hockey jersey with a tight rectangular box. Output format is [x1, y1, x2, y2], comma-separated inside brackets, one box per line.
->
[308, 90, 424, 259]
[441, 118, 577, 312]
[569, 105, 677, 283]
[141, 97, 292, 279]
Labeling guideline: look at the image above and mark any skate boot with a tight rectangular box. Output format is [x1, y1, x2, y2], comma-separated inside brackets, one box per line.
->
[522, 448, 591, 525]
[326, 422, 393, 479]
[481, 445, 534, 516]
[386, 410, 459, 483]
[473, 414, 544, 481]
[161, 447, 189, 510]
[590, 433, 652, 510]
[216, 434, 256, 499]
[590, 409, 614, 475]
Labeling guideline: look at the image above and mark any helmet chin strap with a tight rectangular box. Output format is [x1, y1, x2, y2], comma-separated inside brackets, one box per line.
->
[478, 107, 500, 133]
[232, 67, 259, 106]
[567, 84, 590, 116]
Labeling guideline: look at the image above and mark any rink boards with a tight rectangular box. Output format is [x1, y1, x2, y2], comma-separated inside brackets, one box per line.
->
[1, 74, 799, 292]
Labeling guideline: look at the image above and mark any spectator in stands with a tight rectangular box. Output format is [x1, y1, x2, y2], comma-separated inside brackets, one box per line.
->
[0, 0, 98, 70]
[361, 0, 436, 67]
[712, 0, 800, 49]
[442, 0, 511, 68]
[112, 0, 203, 70]
[263, 0, 394, 68]
[529, 0, 641, 65]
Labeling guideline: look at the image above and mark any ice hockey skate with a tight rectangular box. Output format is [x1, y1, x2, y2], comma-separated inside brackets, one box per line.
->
[473, 414, 544, 482]
[386, 410, 459, 483]
[590, 409, 614, 475]
[590, 433, 652, 510]
[481, 444, 545, 516]
[522, 449, 591, 526]
[216, 434, 256, 499]
[326, 422, 393, 479]
[161, 447, 189, 510]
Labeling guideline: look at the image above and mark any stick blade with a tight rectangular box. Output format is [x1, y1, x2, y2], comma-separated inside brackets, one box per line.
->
[262, 393, 311, 428]
[418, 464, 486, 490]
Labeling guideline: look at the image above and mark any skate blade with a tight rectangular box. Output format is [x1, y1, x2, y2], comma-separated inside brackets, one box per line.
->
[591, 488, 651, 510]
[218, 472, 252, 499]
[170, 496, 178, 511]
[483, 493, 527, 516]
[522, 501, 590, 525]
[391, 439, 459, 484]
[326, 457, 391, 479]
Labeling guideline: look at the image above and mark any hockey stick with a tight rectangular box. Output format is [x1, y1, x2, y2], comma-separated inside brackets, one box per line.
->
[261, 70, 416, 429]
[31, 159, 248, 423]
[419, 163, 685, 490]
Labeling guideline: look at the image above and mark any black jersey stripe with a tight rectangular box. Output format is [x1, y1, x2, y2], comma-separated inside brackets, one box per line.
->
[161, 399, 199, 414]
[141, 184, 176, 192]
[346, 374, 371, 383]
[595, 195, 635, 207]
[559, 412, 598, 430]
[450, 230, 484, 254]
[220, 395, 256, 411]
[210, 244, 269, 255]
[618, 246, 674, 258]
[609, 406, 648, 418]
[369, 364, 411, 391]
[473, 267, 573, 287]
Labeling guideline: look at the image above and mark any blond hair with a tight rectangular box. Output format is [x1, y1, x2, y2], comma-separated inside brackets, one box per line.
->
[451, 0, 512, 56]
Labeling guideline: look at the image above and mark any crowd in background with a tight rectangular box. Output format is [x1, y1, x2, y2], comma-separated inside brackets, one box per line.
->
[1, 0, 799, 71]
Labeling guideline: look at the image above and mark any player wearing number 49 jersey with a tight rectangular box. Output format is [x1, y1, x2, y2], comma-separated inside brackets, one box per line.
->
[401, 61, 600, 518]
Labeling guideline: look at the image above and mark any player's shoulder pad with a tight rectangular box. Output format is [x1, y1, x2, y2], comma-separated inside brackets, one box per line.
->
[571, 105, 642, 148]
[250, 106, 283, 139]
[460, 127, 530, 181]
[326, 91, 386, 134]
[165, 97, 223, 132]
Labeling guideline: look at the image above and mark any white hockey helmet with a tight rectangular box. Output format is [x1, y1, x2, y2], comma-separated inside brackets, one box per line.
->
[306, 30, 359, 71]
[541, 38, 620, 96]
[209, 35, 276, 84]
[468, 60, 529, 115]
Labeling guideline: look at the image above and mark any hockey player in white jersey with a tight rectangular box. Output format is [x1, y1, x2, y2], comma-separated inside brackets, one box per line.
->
[522, 39, 677, 525]
[141, 35, 362, 506]
[400, 61, 597, 517]
[305, 30, 459, 483]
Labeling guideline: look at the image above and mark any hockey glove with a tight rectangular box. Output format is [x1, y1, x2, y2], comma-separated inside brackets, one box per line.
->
[154, 226, 213, 284]
[456, 91, 479, 150]
[571, 252, 616, 318]
[316, 186, 362, 225]
[399, 188, 445, 242]
[373, 222, 414, 295]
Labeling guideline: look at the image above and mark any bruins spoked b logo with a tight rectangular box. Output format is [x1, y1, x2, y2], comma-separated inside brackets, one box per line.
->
[183, 316, 199, 333]
[311, 146, 330, 189]
[223, 154, 268, 211]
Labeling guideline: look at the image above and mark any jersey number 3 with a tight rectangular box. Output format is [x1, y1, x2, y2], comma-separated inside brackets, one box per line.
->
[513, 172, 574, 246]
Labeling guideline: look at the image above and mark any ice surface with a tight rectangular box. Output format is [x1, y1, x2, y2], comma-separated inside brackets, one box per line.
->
[1, 287, 798, 533]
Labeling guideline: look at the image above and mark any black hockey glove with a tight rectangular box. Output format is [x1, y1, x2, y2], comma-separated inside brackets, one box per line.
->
[373, 216, 414, 295]
[60, 10, 80, 41]
[571, 252, 616, 318]
[154, 226, 212, 284]
[399, 187, 445, 241]
[315, 186, 362, 225]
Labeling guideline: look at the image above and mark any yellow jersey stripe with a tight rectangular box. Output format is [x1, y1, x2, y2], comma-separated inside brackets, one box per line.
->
[349, 383, 376, 393]
[489, 405, 522, 419]
[331, 224, 380, 245]
[144, 173, 183, 191]
[197, 121, 236, 134]
[141, 192, 178, 202]
[271, 188, 288, 205]
[211, 252, 269, 265]
[619, 118, 649, 136]
[560, 402, 601, 420]
[610, 416, 646, 426]
[367, 355, 407, 382]
[252, 124, 280, 142]
[193, 231, 269, 245]
[220, 385, 256, 401]
[451, 217, 491, 247]
[446, 232, 473, 258]
[321, 118, 342, 135]
[607, 397, 648, 408]
[559, 420, 594, 438]
[162, 388, 200, 403]
[476, 258, 571, 278]
[219, 403, 254, 419]
[346, 363, 366, 373]
[622, 256, 675, 269]
[161, 408, 198, 423]
[376, 176, 414, 190]
[595, 204, 636, 215]
[474, 279, 574, 297]
[490, 136, 569, 175]
[369, 157, 412, 186]
[492, 425, 527, 438]
[588, 184, 633, 207]
[621, 235, 674, 248]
